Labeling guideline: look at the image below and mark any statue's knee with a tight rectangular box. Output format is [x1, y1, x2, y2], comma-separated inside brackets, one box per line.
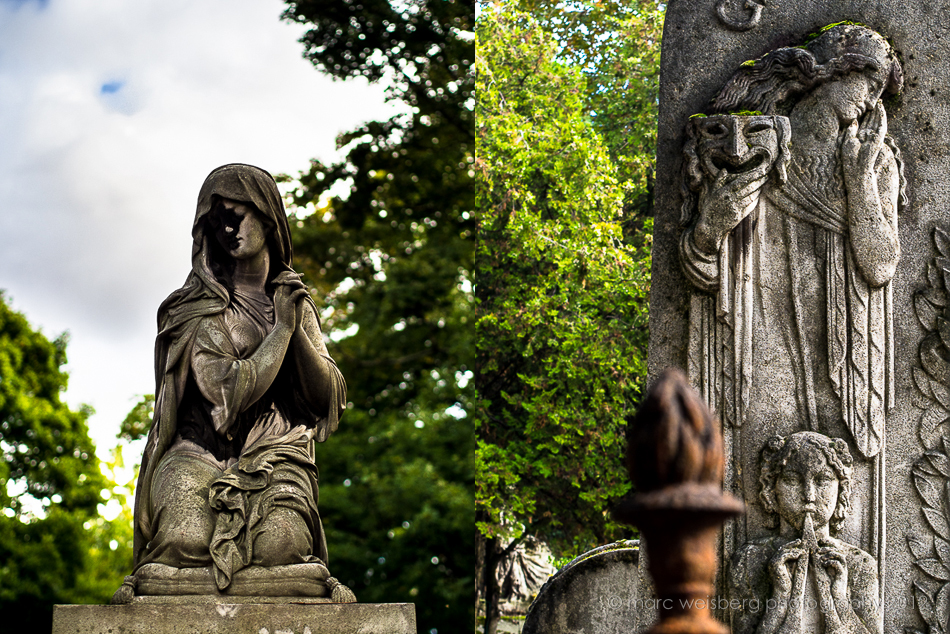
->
[252, 507, 312, 566]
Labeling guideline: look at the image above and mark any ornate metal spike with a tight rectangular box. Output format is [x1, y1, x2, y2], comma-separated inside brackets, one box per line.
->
[614, 368, 744, 634]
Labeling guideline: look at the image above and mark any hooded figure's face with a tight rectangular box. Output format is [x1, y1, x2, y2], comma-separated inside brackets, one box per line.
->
[194, 164, 294, 272]
[211, 199, 269, 261]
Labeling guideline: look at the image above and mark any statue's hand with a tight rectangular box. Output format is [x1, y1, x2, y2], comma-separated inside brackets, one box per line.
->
[693, 159, 770, 254]
[274, 277, 309, 330]
[816, 544, 850, 605]
[769, 538, 806, 597]
[841, 100, 886, 190]
[294, 292, 313, 333]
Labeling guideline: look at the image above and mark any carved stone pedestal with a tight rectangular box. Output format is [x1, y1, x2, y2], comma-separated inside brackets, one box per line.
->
[52, 600, 416, 634]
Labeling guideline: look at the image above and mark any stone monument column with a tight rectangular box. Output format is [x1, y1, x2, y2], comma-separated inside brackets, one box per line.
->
[649, 3, 947, 633]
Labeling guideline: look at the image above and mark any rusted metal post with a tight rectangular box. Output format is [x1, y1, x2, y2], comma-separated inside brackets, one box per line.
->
[613, 369, 744, 634]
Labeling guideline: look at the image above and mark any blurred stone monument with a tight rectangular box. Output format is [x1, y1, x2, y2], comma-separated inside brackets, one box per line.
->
[52, 165, 414, 633]
[521, 541, 655, 634]
[650, 2, 950, 632]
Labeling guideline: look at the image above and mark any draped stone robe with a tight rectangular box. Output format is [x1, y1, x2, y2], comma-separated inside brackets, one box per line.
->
[681, 147, 898, 563]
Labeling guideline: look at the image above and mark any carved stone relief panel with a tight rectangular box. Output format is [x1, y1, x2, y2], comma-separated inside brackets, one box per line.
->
[677, 24, 905, 628]
[651, 1, 950, 631]
[729, 433, 880, 634]
[907, 227, 950, 634]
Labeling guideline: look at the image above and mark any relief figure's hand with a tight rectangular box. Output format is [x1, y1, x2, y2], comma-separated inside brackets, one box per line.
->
[757, 540, 808, 634]
[692, 158, 770, 254]
[769, 539, 806, 598]
[815, 543, 851, 609]
[840, 100, 886, 192]
[812, 540, 860, 634]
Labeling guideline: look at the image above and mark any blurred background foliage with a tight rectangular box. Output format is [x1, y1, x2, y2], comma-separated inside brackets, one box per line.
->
[0, 292, 133, 632]
[279, 1, 474, 632]
[474, 1, 662, 632]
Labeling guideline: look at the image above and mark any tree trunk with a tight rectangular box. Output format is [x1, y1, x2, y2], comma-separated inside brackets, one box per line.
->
[482, 534, 502, 634]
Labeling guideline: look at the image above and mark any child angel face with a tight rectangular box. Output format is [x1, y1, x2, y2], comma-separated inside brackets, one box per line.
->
[759, 432, 853, 534]
[774, 443, 839, 531]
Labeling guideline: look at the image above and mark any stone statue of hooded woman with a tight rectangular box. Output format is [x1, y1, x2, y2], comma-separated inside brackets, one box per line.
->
[113, 164, 353, 602]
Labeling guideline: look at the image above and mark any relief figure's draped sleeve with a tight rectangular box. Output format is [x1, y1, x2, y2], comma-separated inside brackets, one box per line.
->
[296, 301, 346, 443]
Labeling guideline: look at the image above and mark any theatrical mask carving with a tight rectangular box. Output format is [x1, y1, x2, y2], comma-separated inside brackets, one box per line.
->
[730, 433, 880, 634]
[680, 113, 791, 295]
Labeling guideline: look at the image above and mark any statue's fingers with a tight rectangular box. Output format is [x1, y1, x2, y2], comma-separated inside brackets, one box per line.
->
[272, 270, 300, 285]
[714, 167, 729, 188]
[867, 101, 887, 148]
[874, 100, 887, 127]
[734, 175, 768, 199]
[291, 288, 311, 302]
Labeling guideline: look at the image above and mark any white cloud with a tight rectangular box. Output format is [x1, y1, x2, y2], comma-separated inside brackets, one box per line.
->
[0, 0, 400, 451]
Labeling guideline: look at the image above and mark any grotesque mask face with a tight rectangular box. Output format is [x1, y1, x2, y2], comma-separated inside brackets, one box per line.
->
[693, 114, 785, 180]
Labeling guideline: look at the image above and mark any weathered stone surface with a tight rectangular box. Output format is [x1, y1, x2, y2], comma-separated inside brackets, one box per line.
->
[521, 541, 656, 634]
[651, 2, 950, 632]
[112, 164, 355, 604]
[52, 602, 415, 634]
[730, 432, 878, 634]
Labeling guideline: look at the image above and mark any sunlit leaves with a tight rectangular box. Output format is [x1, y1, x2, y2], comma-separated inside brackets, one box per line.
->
[0, 292, 112, 630]
[475, 4, 651, 556]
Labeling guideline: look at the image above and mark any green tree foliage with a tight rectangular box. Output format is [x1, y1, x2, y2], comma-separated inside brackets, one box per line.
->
[523, 0, 662, 187]
[71, 445, 135, 608]
[117, 394, 154, 444]
[475, 3, 659, 631]
[0, 292, 112, 631]
[279, 1, 474, 631]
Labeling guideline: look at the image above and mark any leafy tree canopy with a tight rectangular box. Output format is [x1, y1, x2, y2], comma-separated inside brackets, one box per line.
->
[279, 1, 474, 632]
[475, 2, 660, 630]
[0, 292, 121, 631]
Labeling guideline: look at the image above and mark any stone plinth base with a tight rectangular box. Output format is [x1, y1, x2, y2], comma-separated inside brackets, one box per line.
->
[52, 601, 416, 634]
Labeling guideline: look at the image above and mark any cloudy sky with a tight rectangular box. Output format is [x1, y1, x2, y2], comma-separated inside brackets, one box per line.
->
[0, 0, 399, 453]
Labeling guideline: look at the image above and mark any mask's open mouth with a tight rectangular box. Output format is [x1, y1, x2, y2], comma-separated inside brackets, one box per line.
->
[711, 150, 769, 174]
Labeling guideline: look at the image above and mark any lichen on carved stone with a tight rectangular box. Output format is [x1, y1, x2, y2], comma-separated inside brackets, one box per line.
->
[729, 432, 880, 634]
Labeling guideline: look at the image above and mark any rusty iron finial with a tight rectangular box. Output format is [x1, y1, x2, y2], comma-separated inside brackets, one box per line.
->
[614, 368, 744, 634]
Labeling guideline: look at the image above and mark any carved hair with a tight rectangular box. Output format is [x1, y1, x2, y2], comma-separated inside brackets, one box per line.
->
[711, 25, 903, 116]
[758, 432, 853, 533]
